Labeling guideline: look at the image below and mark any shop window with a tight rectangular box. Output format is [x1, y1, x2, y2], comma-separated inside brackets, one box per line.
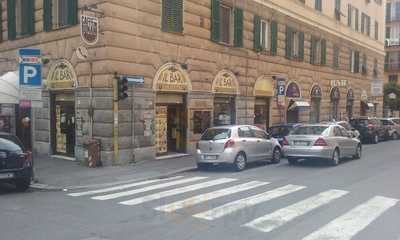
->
[214, 97, 235, 126]
[161, 0, 183, 33]
[43, 0, 78, 32]
[7, 0, 35, 40]
[192, 111, 211, 134]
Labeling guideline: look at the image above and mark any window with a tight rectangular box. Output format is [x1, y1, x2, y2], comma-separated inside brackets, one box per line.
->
[7, 0, 35, 39]
[0, 2, 2, 42]
[389, 75, 398, 83]
[285, 26, 304, 60]
[373, 58, 378, 77]
[350, 50, 360, 73]
[347, 4, 352, 27]
[361, 54, 367, 75]
[335, 0, 341, 21]
[260, 20, 270, 51]
[310, 36, 326, 65]
[386, 2, 391, 22]
[315, 0, 322, 11]
[161, 0, 183, 33]
[355, 8, 359, 31]
[348, 5, 359, 31]
[361, 13, 370, 36]
[220, 5, 231, 44]
[253, 16, 277, 54]
[43, 0, 78, 32]
[333, 45, 340, 69]
[374, 21, 379, 40]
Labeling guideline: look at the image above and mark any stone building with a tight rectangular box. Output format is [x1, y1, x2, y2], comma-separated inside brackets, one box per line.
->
[0, 0, 385, 165]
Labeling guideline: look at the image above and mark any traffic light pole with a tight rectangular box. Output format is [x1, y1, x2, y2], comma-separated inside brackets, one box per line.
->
[113, 74, 119, 164]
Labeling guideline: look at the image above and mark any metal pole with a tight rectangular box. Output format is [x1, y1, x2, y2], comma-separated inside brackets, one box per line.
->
[113, 75, 119, 164]
[89, 60, 93, 138]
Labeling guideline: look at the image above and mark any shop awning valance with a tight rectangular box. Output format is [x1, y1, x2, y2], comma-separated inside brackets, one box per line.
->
[0, 71, 19, 104]
[367, 103, 374, 108]
[288, 100, 310, 112]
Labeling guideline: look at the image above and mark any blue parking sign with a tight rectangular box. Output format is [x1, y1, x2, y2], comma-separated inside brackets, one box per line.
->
[19, 48, 42, 87]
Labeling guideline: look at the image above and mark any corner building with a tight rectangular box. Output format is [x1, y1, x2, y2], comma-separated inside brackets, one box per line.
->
[0, 0, 385, 164]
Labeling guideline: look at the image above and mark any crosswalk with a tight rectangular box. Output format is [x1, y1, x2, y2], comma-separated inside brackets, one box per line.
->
[67, 175, 399, 239]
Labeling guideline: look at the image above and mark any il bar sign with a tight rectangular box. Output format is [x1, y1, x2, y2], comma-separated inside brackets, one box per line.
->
[19, 48, 42, 87]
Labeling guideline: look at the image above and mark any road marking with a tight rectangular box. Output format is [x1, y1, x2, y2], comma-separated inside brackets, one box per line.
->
[302, 196, 399, 240]
[193, 184, 306, 221]
[68, 176, 184, 197]
[119, 178, 237, 206]
[91, 177, 208, 201]
[154, 181, 270, 212]
[243, 189, 349, 233]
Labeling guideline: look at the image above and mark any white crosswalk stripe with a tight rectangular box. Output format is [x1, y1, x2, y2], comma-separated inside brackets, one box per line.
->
[91, 176, 208, 201]
[302, 196, 399, 240]
[119, 178, 237, 206]
[68, 176, 184, 197]
[154, 181, 270, 212]
[193, 184, 306, 221]
[243, 189, 349, 233]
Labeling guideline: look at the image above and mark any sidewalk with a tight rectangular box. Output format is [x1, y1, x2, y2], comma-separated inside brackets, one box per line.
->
[31, 155, 197, 191]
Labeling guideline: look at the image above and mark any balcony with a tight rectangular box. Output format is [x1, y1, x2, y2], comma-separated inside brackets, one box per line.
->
[385, 62, 400, 72]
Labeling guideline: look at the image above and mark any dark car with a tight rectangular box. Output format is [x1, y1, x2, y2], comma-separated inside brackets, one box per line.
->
[268, 124, 301, 146]
[350, 117, 388, 144]
[0, 132, 33, 191]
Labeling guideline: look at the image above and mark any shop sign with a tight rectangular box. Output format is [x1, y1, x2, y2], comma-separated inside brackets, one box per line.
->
[330, 79, 348, 88]
[286, 82, 301, 98]
[81, 15, 99, 45]
[311, 85, 322, 98]
[47, 60, 77, 89]
[371, 80, 383, 97]
[156, 66, 188, 91]
[213, 71, 238, 94]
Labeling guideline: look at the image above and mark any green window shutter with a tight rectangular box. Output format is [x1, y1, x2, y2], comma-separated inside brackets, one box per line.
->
[355, 8, 359, 31]
[234, 8, 243, 47]
[162, 0, 183, 33]
[335, 0, 341, 21]
[321, 39, 326, 65]
[0, 2, 3, 42]
[26, 0, 35, 35]
[7, 0, 16, 40]
[310, 36, 316, 64]
[285, 26, 292, 59]
[162, 0, 171, 31]
[175, 0, 183, 32]
[354, 51, 360, 73]
[211, 0, 220, 42]
[253, 15, 261, 52]
[270, 20, 278, 56]
[68, 0, 78, 25]
[298, 32, 304, 61]
[333, 46, 339, 69]
[43, 0, 52, 32]
[349, 51, 353, 72]
[347, 4, 352, 27]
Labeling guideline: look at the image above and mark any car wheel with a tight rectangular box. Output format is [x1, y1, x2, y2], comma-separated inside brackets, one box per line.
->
[197, 163, 210, 171]
[372, 134, 379, 144]
[287, 157, 298, 165]
[353, 144, 362, 160]
[392, 132, 399, 141]
[271, 148, 281, 164]
[331, 149, 340, 166]
[15, 178, 30, 192]
[233, 153, 247, 172]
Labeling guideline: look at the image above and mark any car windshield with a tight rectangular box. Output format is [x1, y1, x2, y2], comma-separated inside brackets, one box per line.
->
[291, 126, 328, 135]
[201, 128, 231, 141]
[392, 119, 400, 125]
[0, 137, 23, 152]
[269, 127, 291, 136]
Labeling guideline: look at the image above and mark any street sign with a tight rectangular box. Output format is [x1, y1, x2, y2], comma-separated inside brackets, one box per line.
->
[122, 75, 145, 85]
[276, 77, 286, 107]
[19, 48, 42, 87]
[81, 15, 99, 45]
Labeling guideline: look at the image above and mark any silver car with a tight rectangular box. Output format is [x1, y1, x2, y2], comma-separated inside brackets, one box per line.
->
[282, 124, 362, 166]
[196, 125, 282, 171]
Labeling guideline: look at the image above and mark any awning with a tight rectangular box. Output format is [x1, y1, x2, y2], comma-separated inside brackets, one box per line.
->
[367, 103, 375, 108]
[0, 71, 19, 104]
[288, 100, 310, 112]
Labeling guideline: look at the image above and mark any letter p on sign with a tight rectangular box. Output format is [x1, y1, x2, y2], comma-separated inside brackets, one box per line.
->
[19, 63, 42, 87]
[23, 66, 37, 84]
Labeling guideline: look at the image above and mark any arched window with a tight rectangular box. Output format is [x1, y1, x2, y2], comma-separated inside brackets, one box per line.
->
[346, 89, 354, 119]
[310, 85, 322, 123]
[330, 87, 340, 121]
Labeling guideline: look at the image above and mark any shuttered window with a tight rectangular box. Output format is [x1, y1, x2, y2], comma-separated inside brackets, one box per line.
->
[253, 15, 261, 52]
[354, 8, 359, 31]
[220, 5, 230, 44]
[347, 4, 352, 27]
[7, 0, 16, 40]
[333, 45, 340, 69]
[350, 50, 360, 73]
[43, 0, 52, 31]
[254, 17, 277, 55]
[210, 1, 242, 47]
[211, 0, 220, 42]
[7, 0, 35, 39]
[285, 26, 292, 59]
[162, 0, 183, 33]
[310, 36, 326, 65]
[233, 8, 243, 47]
[286, 26, 303, 61]
[270, 21, 278, 56]
[43, 0, 78, 31]
[0, 2, 3, 42]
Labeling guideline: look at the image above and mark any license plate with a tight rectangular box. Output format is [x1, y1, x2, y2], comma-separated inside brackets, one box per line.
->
[294, 141, 309, 146]
[204, 155, 217, 160]
[0, 173, 14, 180]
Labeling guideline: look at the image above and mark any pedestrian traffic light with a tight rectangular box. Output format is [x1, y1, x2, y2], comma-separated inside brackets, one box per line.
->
[118, 77, 129, 100]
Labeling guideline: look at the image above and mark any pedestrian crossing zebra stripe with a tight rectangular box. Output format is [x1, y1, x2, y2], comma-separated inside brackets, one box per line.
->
[67, 176, 184, 197]
[154, 181, 270, 213]
[91, 176, 208, 201]
[193, 184, 306, 221]
[302, 196, 399, 240]
[243, 189, 349, 233]
[119, 178, 237, 206]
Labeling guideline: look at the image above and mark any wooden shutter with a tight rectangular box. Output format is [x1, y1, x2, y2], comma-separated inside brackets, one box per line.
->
[211, 0, 220, 42]
[162, 0, 183, 33]
[7, 0, 16, 40]
[354, 51, 360, 73]
[26, 0, 35, 35]
[310, 36, 316, 64]
[298, 32, 304, 61]
[0, 2, 2, 42]
[270, 20, 278, 56]
[68, 0, 78, 25]
[321, 39, 326, 65]
[253, 15, 261, 52]
[355, 8, 359, 31]
[347, 4, 352, 27]
[234, 8, 243, 47]
[43, 0, 52, 32]
[285, 26, 292, 59]
[333, 46, 339, 69]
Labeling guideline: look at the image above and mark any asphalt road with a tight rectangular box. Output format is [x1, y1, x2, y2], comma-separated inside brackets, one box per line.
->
[1, 141, 400, 240]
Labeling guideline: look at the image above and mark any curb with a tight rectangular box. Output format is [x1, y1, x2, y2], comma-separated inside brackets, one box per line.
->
[30, 166, 197, 192]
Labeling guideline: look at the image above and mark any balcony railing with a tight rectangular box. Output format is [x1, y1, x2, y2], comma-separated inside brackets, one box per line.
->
[385, 62, 400, 71]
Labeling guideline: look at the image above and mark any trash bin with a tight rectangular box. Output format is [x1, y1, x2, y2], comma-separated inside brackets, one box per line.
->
[83, 139, 102, 168]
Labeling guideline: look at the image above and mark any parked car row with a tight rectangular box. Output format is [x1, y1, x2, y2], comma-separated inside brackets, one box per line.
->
[350, 117, 400, 144]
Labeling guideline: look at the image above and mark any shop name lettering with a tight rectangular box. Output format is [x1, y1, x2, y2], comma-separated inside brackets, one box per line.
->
[158, 68, 187, 90]
[51, 68, 73, 82]
[330, 80, 348, 88]
[216, 75, 235, 89]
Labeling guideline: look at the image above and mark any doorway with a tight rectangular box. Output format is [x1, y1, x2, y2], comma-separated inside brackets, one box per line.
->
[51, 93, 75, 157]
[254, 98, 270, 130]
[287, 100, 299, 123]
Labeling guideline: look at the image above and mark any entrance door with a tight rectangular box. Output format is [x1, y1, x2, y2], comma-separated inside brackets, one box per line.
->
[287, 100, 299, 123]
[254, 98, 270, 130]
[52, 94, 75, 157]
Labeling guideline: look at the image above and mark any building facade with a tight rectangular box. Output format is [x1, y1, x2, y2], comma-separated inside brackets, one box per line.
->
[0, 0, 385, 165]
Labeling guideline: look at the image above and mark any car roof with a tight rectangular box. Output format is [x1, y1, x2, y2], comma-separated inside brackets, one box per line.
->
[207, 125, 256, 129]
[270, 123, 301, 128]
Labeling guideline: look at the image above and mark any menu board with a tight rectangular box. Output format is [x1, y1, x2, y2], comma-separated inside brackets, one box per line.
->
[192, 111, 211, 134]
[156, 106, 168, 154]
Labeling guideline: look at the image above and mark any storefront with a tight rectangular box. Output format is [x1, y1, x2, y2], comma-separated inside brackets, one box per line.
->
[153, 63, 191, 156]
[212, 70, 239, 126]
[360, 90, 373, 116]
[253, 76, 274, 130]
[310, 85, 322, 123]
[346, 89, 354, 119]
[286, 82, 305, 123]
[47, 60, 77, 157]
[330, 87, 340, 121]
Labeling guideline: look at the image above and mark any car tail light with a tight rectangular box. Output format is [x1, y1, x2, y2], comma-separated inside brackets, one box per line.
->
[367, 124, 374, 130]
[224, 139, 235, 149]
[314, 138, 328, 147]
[282, 137, 289, 146]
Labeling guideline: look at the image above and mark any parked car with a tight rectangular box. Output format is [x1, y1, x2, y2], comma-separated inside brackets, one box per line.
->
[282, 124, 362, 166]
[379, 118, 400, 140]
[349, 117, 387, 144]
[196, 125, 282, 171]
[0, 132, 33, 191]
[321, 121, 360, 139]
[268, 123, 302, 146]
[388, 117, 400, 125]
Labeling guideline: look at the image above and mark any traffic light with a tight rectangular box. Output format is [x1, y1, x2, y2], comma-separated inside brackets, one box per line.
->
[118, 77, 129, 100]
